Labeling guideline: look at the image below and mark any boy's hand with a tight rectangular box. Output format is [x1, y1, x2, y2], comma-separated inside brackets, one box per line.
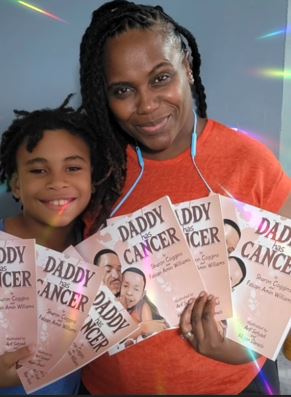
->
[0, 347, 32, 388]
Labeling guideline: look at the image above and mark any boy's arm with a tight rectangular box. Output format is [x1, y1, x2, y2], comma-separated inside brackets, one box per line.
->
[0, 347, 31, 388]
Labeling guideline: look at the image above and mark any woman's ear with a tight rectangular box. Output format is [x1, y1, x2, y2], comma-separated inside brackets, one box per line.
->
[183, 51, 194, 85]
[10, 173, 21, 200]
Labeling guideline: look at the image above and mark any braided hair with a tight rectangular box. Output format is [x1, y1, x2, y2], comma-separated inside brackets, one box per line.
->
[80, 0, 208, 193]
[0, 94, 119, 231]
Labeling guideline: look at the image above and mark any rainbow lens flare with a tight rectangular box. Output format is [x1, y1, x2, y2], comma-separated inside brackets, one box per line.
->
[17, 1, 67, 23]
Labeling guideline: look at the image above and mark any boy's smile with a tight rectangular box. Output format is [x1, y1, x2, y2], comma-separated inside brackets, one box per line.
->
[11, 129, 92, 228]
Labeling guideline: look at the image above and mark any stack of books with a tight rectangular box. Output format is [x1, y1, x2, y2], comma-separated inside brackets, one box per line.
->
[1, 193, 290, 393]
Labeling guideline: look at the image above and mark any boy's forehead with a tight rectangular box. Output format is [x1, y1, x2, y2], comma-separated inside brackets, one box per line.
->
[16, 129, 90, 160]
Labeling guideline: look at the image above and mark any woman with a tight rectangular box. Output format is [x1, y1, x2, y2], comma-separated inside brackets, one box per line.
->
[79, 0, 291, 394]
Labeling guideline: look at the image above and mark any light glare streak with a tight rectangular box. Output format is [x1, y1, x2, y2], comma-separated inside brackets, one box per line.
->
[17, 1, 67, 23]
[257, 26, 291, 40]
[254, 68, 291, 80]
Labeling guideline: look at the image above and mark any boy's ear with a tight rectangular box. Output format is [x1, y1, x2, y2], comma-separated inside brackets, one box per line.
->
[10, 173, 21, 200]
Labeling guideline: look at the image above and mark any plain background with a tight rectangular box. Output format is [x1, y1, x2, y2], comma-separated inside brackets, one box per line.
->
[0, 0, 290, 215]
[0, 0, 290, 393]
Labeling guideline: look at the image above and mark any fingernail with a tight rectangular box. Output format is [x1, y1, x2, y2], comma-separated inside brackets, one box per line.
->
[207, 294, 214, 301]
[199, 291, 206, 298]
[188, 298, 194, 305]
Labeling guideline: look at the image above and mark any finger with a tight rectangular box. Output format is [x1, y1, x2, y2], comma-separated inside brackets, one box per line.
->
[190, 291, 208, 340]
[2, 346, 32, 369]
[179, 298, 195, 333]
[201, 295, 222, 339]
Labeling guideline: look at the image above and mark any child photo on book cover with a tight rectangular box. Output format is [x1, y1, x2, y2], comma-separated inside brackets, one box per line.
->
[119, 267, 169, 343]
[92, 249, 168, 352]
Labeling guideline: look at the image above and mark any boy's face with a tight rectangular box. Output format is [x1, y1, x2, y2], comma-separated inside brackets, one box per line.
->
[120, 271, 145, 310]
[11, 129, 92, 228]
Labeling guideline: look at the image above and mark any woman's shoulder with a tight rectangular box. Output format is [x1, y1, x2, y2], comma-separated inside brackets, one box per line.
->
[205, 119, 278, 162]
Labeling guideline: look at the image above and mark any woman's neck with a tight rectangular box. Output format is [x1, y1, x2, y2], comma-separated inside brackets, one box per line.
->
[138, 117, 207, 161]
[5, 215, 77, 252]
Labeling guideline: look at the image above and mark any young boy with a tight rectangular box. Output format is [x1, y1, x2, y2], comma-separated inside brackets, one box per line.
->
[0, 94, 119, 394]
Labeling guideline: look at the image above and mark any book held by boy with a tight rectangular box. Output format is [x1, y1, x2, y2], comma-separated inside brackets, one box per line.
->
[17, 284, 139, 394]
[0, 236, 37, 354]
[19, 244, 104, 371]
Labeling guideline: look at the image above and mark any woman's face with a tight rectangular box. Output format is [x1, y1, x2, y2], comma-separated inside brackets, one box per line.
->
[104, 28, 194, 160]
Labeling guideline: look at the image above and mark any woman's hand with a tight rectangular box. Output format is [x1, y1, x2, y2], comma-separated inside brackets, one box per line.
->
[180, 291, 259, 364]
[0, 347, 32, 388]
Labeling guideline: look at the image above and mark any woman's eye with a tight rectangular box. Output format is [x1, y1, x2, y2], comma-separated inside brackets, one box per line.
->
[112, 86, 132, 98]
[153, 73, 171, 84]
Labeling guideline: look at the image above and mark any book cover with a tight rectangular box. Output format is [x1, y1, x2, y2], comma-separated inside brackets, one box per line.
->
[220, 195, 291, 360]
[174, 193, 233, 320]
[17, 284, 139, 394]
[19, 244, 104, 371]
[75, 195, 206, 351]
[0, 237, 37, 354]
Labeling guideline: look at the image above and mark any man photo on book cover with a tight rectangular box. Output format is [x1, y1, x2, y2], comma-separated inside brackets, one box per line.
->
[93, 249, 122, 297]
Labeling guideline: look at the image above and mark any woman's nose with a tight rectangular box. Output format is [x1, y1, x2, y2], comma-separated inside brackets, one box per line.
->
[136, 88, 159, 114]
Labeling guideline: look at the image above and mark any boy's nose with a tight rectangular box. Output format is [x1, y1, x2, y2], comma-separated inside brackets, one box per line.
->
[47, 173, 69, 190]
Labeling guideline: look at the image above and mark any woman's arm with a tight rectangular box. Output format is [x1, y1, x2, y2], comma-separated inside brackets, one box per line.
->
[179, 292, 259, 365]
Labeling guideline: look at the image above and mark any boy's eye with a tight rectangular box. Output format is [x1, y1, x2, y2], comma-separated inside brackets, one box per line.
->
[66, 166, 82, 172]
[29, 168, 46, 174]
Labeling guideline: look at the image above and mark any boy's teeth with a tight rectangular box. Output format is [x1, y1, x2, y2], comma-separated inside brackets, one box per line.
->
[50, 199, 69, 206]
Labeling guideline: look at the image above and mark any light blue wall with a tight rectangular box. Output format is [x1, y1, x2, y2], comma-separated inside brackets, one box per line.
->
[0, 0, 289, 216]
[280, 0, 291, 175]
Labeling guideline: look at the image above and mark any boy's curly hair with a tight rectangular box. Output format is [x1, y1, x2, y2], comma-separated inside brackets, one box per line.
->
[0, 94, 122, 232]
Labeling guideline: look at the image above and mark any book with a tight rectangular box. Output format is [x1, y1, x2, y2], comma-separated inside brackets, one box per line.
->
[174, 193, 233, 320]
[17, 284, 139, 394]
[75, 195, 206, 352]
[0, 236, 37, 354]
[19, 244, 104, 371]
[220, 195, 291, 360]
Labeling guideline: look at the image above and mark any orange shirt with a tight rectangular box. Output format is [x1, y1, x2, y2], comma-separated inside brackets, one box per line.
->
[83, 120, 291, 395]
